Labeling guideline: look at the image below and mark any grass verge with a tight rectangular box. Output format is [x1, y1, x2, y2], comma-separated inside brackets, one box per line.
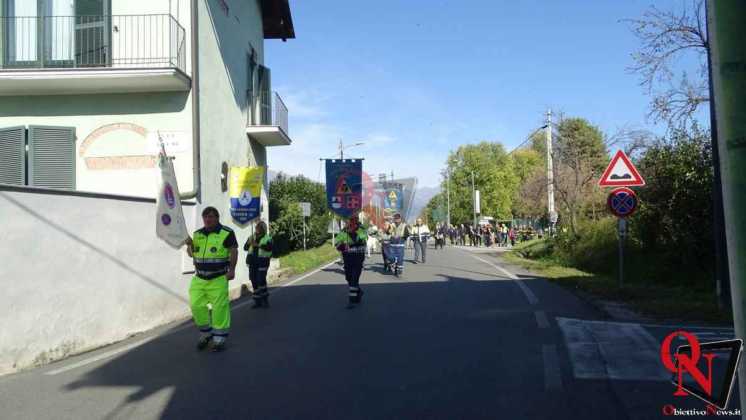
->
[504, 240, 732, 325]
[279, 241, 339, 276]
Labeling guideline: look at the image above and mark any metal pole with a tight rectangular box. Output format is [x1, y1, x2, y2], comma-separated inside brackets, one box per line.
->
[446, 168, 451, 226]
[546, 109, 556, 235]
[705, 3, 731, 310]
[471, 171, 476, 227]
[618, 219, 625, 288]
[707, 0, 746, 409]
[303, 217, 307, 251]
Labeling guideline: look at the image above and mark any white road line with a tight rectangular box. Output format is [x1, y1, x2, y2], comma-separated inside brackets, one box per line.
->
[46, 259, 341, 376]
[470, 255, 517, 280]
[535, 311, 550, 329]
[470, 254, 539, 305]
[542, 344, 563, 390]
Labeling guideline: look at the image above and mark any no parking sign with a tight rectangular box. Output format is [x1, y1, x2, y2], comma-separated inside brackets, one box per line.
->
[607, 187, 638, 218]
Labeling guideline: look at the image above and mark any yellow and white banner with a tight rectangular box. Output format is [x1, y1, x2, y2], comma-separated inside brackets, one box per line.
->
[229, 166, 264, 225]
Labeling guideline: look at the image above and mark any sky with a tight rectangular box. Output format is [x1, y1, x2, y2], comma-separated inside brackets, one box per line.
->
[266, 0, 683, 188]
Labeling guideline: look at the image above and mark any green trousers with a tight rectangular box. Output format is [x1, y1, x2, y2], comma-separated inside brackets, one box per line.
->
[189, 275, 230, 337]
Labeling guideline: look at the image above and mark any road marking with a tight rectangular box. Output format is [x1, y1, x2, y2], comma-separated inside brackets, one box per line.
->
[46, 259, 341, 376]
[535, 311, 550, 329]
[470, 255, 517, 280]
[557, 317, 669, 381]
[542, 344, 563, 390]
[469, 254, 539, 305]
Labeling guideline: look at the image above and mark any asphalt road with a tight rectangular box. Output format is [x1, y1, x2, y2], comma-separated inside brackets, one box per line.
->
[0, 246, 738, 419]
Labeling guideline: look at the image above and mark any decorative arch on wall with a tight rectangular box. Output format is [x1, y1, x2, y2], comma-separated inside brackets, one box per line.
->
[79, 123, 156, 170]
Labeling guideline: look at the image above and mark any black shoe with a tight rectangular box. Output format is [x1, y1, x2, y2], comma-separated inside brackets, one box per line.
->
[251, 299, 262, 309]
[197, 336, 211, 351]
[210, 341, 226, 352]
[262, 297, 270, 308]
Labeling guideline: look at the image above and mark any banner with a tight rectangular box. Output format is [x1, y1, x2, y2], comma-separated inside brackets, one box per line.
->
[229, 166, 264, 224]
[156, 151, 189, 248]
[325, 159, 363, 218]
[383, 183, 403, 219]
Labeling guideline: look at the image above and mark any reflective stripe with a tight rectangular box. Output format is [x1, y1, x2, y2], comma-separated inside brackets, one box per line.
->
[196, 269, 227, 277]
[199, 326, 213, 333]
[194, 258, 229, 264]
[349, 292, 358, 297]
[258, 267, 269, 272]
[349, 287, 360, 291]
[213, 329, 229, 337]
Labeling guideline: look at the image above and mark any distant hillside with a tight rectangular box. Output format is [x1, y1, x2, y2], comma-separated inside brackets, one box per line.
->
[409, 186, 440, 221]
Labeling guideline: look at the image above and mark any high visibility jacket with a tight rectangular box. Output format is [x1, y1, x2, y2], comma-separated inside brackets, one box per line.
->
[388, 223, 409, 240]
[245, 234, 273, 259]
[411, 224, 430, 241]
[193, 225, 233, 279]
[337, 228, 368, 253]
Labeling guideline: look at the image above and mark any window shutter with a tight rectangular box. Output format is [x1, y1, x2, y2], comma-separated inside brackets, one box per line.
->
[0, 126, 26, 186]
[28, 125, 76, 190]
[258, 65, 272, 125]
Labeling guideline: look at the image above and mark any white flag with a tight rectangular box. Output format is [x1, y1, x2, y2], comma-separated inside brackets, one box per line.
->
[156, 145, 189, 248]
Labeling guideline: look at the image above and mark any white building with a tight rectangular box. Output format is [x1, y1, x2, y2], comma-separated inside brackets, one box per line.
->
[0, 0, 295, 375]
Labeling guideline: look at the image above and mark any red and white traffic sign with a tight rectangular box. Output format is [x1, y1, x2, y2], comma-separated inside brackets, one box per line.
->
[598, 150, 645, 187]
[607, 187, 638, 218]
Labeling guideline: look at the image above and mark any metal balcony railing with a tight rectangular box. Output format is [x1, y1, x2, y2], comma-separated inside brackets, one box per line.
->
[0, 15, 186, 73]
[250, 90, 289, 135]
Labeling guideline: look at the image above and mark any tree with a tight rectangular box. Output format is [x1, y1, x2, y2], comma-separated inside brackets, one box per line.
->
[632, 125, 714, 268]
[510, 147, 545, 218]
[552, 118, 608, 235]
[442, 142, 519, 224]
[269, 174, 331, 255]
[624, 0, 709, 129]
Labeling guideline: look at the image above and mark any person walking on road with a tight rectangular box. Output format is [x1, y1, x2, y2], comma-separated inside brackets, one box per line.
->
[387, 213, 409, 275]
[411, 217, 430, 263]
[185, 207, 238, 352]
[244, 221, 273, 309]
[336, 213, 368, 308]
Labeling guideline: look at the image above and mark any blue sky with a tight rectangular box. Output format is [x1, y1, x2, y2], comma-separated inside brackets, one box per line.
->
[266, 0, 681, 187]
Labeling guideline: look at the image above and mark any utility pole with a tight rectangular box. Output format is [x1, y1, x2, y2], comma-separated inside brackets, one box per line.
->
[546, 109, 556, 234]
[446, 168, 451, 226]
[707, 0, 746, 409]
[471, 171, 476, 227]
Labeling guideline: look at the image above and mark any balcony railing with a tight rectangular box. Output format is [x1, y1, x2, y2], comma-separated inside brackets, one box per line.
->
[250, 90, 289, 135]
[0, 15, 186, 73]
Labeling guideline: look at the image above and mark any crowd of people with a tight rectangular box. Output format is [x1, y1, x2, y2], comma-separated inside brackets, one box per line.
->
[429, 222, 543, 248]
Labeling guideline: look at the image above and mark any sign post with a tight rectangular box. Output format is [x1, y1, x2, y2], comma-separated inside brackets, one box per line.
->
[600, 151, 644, 288]
[300, 202, 311, 251]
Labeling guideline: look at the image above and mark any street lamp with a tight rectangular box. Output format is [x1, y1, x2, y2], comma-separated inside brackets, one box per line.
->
[338, 140, 365, 159]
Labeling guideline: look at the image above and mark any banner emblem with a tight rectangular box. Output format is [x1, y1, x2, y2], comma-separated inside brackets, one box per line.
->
[229, 167, 264, 225]
[326, 160, 362, 218]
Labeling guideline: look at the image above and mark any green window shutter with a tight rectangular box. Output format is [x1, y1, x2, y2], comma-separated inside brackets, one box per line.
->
[258, 65, 272, 125]
[28, 125, 76, 190]
[0, 126, 26, 186]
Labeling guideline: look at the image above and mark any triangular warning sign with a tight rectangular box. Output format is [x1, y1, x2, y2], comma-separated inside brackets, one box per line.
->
[599, 150, 645, 187]
[337, 179, 352, 194]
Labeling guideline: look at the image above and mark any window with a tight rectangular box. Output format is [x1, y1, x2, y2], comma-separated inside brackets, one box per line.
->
[0, 125, 76, 189]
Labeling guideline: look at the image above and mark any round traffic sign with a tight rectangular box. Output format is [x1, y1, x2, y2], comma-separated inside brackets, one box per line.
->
[607, 187, 638, 218]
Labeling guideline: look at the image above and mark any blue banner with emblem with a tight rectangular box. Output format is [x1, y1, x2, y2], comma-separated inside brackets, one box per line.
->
[384, 185, 403, 212]
[229, 166, 264, 225]
[325, 159, 363, 218]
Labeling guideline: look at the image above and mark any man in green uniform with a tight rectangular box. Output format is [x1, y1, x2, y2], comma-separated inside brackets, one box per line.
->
[185, 207, 238, 352]
[336, 213, 368, 308]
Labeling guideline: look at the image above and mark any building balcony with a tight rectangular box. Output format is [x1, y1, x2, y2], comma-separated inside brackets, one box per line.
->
[0, 15, 189, 96]
[246, 90, 292, 146]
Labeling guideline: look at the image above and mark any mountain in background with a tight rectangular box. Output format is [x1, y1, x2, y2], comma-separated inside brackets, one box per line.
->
[409, 186, 440, 221]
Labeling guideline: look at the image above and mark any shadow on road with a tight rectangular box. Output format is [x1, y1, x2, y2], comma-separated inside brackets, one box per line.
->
[55, 272, 626, 419]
